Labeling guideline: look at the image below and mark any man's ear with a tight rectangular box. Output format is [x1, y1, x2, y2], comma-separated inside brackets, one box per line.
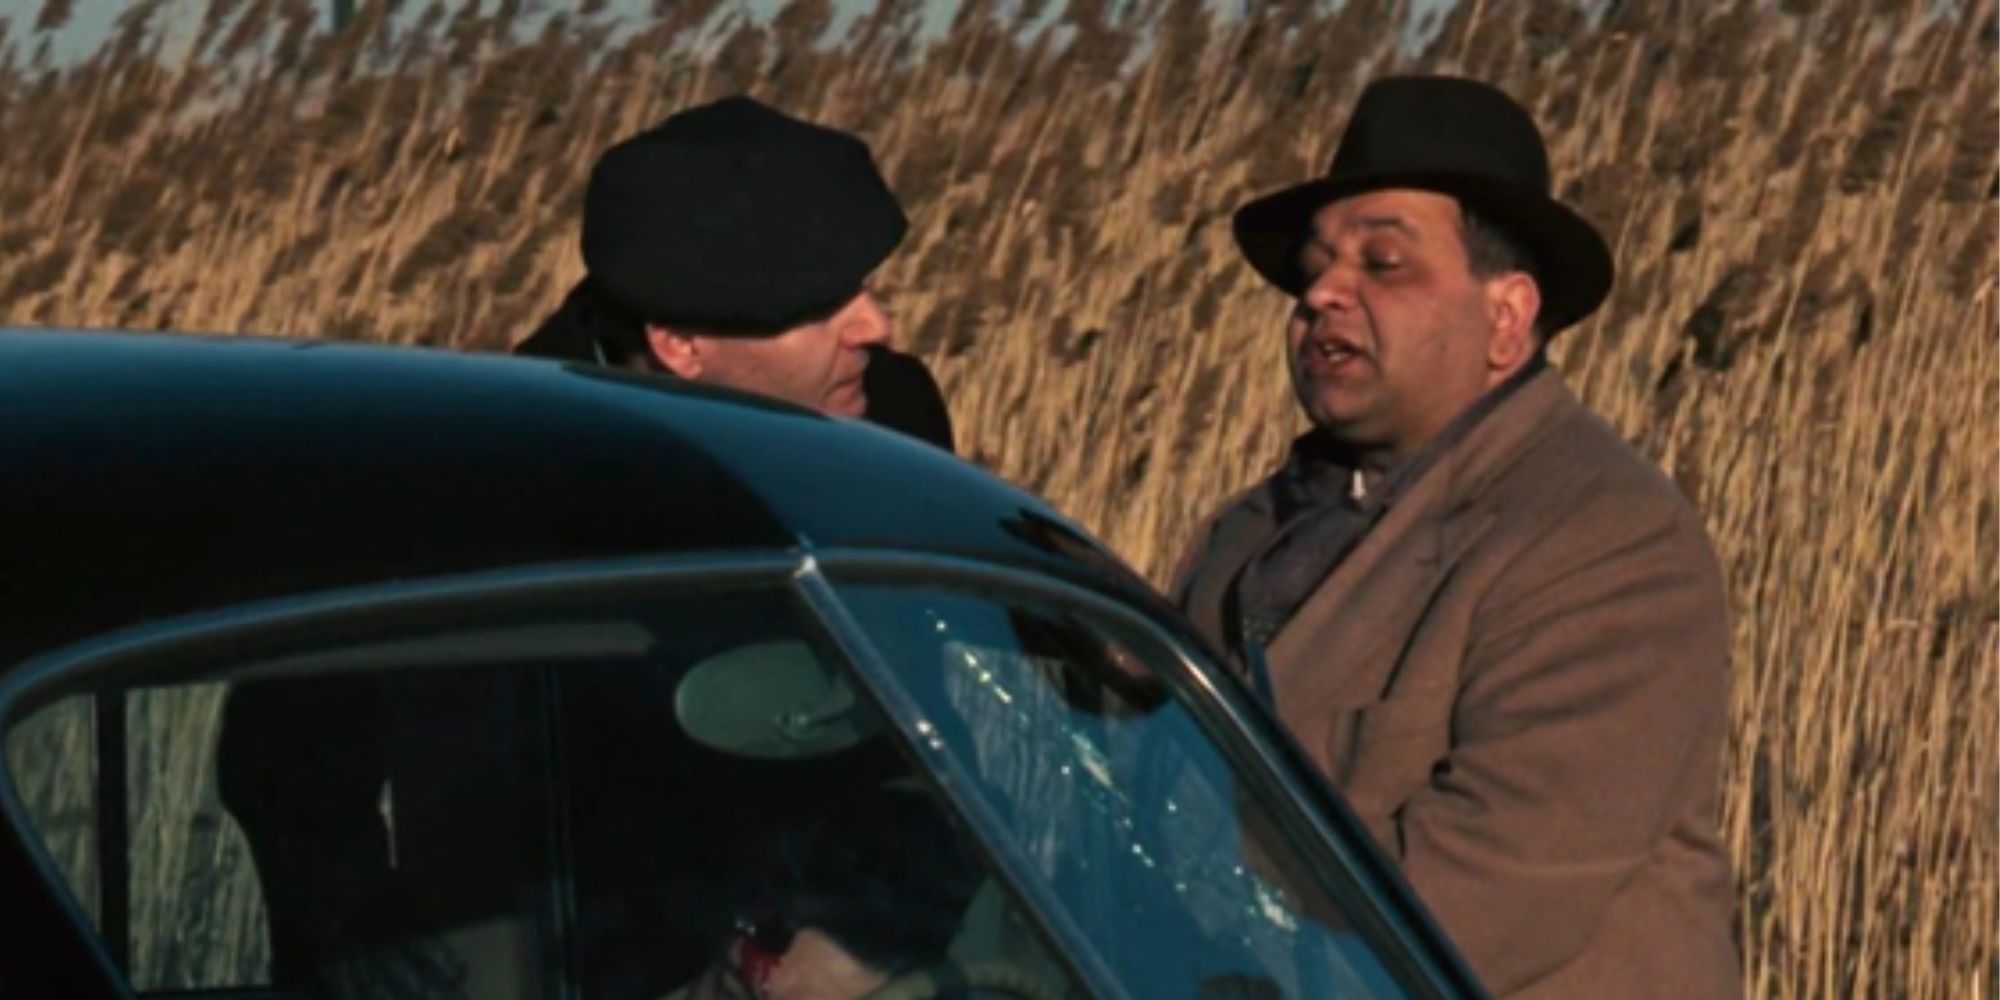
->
[1483, 273, 1543, 381]
[645, 324, 703, 379]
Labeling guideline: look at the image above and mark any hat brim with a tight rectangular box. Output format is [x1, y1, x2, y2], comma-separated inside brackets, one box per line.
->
[673, 640, 880, 759]
[1231, 170, 1613, 334]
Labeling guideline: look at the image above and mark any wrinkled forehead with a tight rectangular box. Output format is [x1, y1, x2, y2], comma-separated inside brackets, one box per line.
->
[1307, 188, 1466, 242]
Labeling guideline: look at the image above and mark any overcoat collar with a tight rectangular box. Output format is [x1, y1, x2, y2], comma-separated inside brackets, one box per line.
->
[1248, 367, 1581, 708]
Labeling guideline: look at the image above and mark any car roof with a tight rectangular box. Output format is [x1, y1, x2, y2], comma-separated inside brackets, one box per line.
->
[0, 329, 1163, 667]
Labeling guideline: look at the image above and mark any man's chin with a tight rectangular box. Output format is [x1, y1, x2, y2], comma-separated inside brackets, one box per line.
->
[823, 386, 868, 418]
[1299, 389, 1360, 429]
[1302, 398, 1387, 444]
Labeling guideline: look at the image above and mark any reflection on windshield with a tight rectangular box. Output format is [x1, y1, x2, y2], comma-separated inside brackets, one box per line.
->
[834, 584, 1408, 999]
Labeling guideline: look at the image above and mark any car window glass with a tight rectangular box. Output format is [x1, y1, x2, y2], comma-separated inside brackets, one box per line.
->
[7, 694, 100, 927]
[130, 682, 273, 989]
[830, 581, 1414, 999]
[3, 584, 1088, 1000]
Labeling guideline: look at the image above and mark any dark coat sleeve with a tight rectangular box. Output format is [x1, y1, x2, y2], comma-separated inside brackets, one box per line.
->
[861, 347, 955, 454]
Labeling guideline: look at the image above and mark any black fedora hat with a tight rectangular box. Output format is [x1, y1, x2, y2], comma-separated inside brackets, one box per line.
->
[1233, 75, 1613, 334]
[582, 96, 907, 335]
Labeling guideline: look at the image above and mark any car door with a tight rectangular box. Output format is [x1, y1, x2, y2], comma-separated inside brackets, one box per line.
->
[2, 556, 1071, 1000]
[1, 553, 1477, 999]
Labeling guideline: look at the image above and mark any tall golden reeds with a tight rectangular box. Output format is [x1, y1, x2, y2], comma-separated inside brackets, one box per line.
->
[0, 0, 1992, 995]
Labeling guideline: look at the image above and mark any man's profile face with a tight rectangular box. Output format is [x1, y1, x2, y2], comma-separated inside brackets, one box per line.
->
[650, 291, 892, 417]
[1284, 189, 1507, 459]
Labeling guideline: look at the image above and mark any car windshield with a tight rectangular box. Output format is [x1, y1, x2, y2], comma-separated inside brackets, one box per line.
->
[825, 577, 1412, 998]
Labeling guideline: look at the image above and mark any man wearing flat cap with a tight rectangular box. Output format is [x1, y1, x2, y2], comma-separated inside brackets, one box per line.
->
[517, 95, 953, 452]
[1174, 76, 1737, 997]
[211, 100, 952, 1000]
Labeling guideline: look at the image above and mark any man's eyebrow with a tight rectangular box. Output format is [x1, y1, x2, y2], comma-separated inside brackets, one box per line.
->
[1303, 214, 1421, 255]
[1352, 214, 1420, 239]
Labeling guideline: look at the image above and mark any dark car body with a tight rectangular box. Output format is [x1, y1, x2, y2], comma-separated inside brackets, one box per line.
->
[0, 330, 1484, 999]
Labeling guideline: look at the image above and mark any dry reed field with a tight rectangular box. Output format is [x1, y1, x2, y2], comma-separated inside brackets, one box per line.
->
[0, 0, 1993, 996]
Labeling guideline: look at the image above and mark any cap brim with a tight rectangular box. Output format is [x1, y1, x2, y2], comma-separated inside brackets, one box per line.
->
[1232, 170, 1613, 334]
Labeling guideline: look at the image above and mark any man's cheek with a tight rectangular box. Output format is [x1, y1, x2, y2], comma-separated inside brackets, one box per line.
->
[1284, 318, 1309, 351]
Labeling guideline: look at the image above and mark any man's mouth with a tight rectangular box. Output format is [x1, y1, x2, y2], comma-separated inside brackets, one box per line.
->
[826, 373, 868, 414]
[1300, 335, 1368, 377]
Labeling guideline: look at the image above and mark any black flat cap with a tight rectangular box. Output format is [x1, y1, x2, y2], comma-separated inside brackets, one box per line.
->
[581, 96, 908, 335]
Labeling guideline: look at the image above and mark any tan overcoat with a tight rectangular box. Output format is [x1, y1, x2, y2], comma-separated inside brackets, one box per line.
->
[1175, 368, 1739, 998]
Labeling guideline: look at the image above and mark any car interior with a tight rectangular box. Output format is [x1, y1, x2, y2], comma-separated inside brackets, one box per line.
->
[3, 592, 1091, 1000]
[2, 578, 1404, 999]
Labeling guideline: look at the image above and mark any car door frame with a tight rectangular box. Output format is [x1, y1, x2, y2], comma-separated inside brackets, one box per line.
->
[0, 548, 1485, 1000]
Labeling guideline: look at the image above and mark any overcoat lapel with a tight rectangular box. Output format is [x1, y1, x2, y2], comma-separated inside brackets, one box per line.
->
[1260, 370, 1578, 734]
[1262, 483, 1487, 710]
[1175, 487, 1277, 653]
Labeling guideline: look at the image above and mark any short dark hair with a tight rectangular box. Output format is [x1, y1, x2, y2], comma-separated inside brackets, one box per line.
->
[1458, 203, 1550, 340]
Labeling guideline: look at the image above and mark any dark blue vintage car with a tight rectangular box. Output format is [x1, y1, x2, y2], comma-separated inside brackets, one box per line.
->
[0, 330, 1484, 1000]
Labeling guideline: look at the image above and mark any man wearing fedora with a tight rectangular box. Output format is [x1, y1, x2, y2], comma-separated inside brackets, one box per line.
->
[516, 95, 954, 453]
[1174, 76, 1737, 997]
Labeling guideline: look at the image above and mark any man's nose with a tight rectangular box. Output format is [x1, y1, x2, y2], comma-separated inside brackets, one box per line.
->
[1301, 263, 1358, 314]
[841, 292, 893, 347]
